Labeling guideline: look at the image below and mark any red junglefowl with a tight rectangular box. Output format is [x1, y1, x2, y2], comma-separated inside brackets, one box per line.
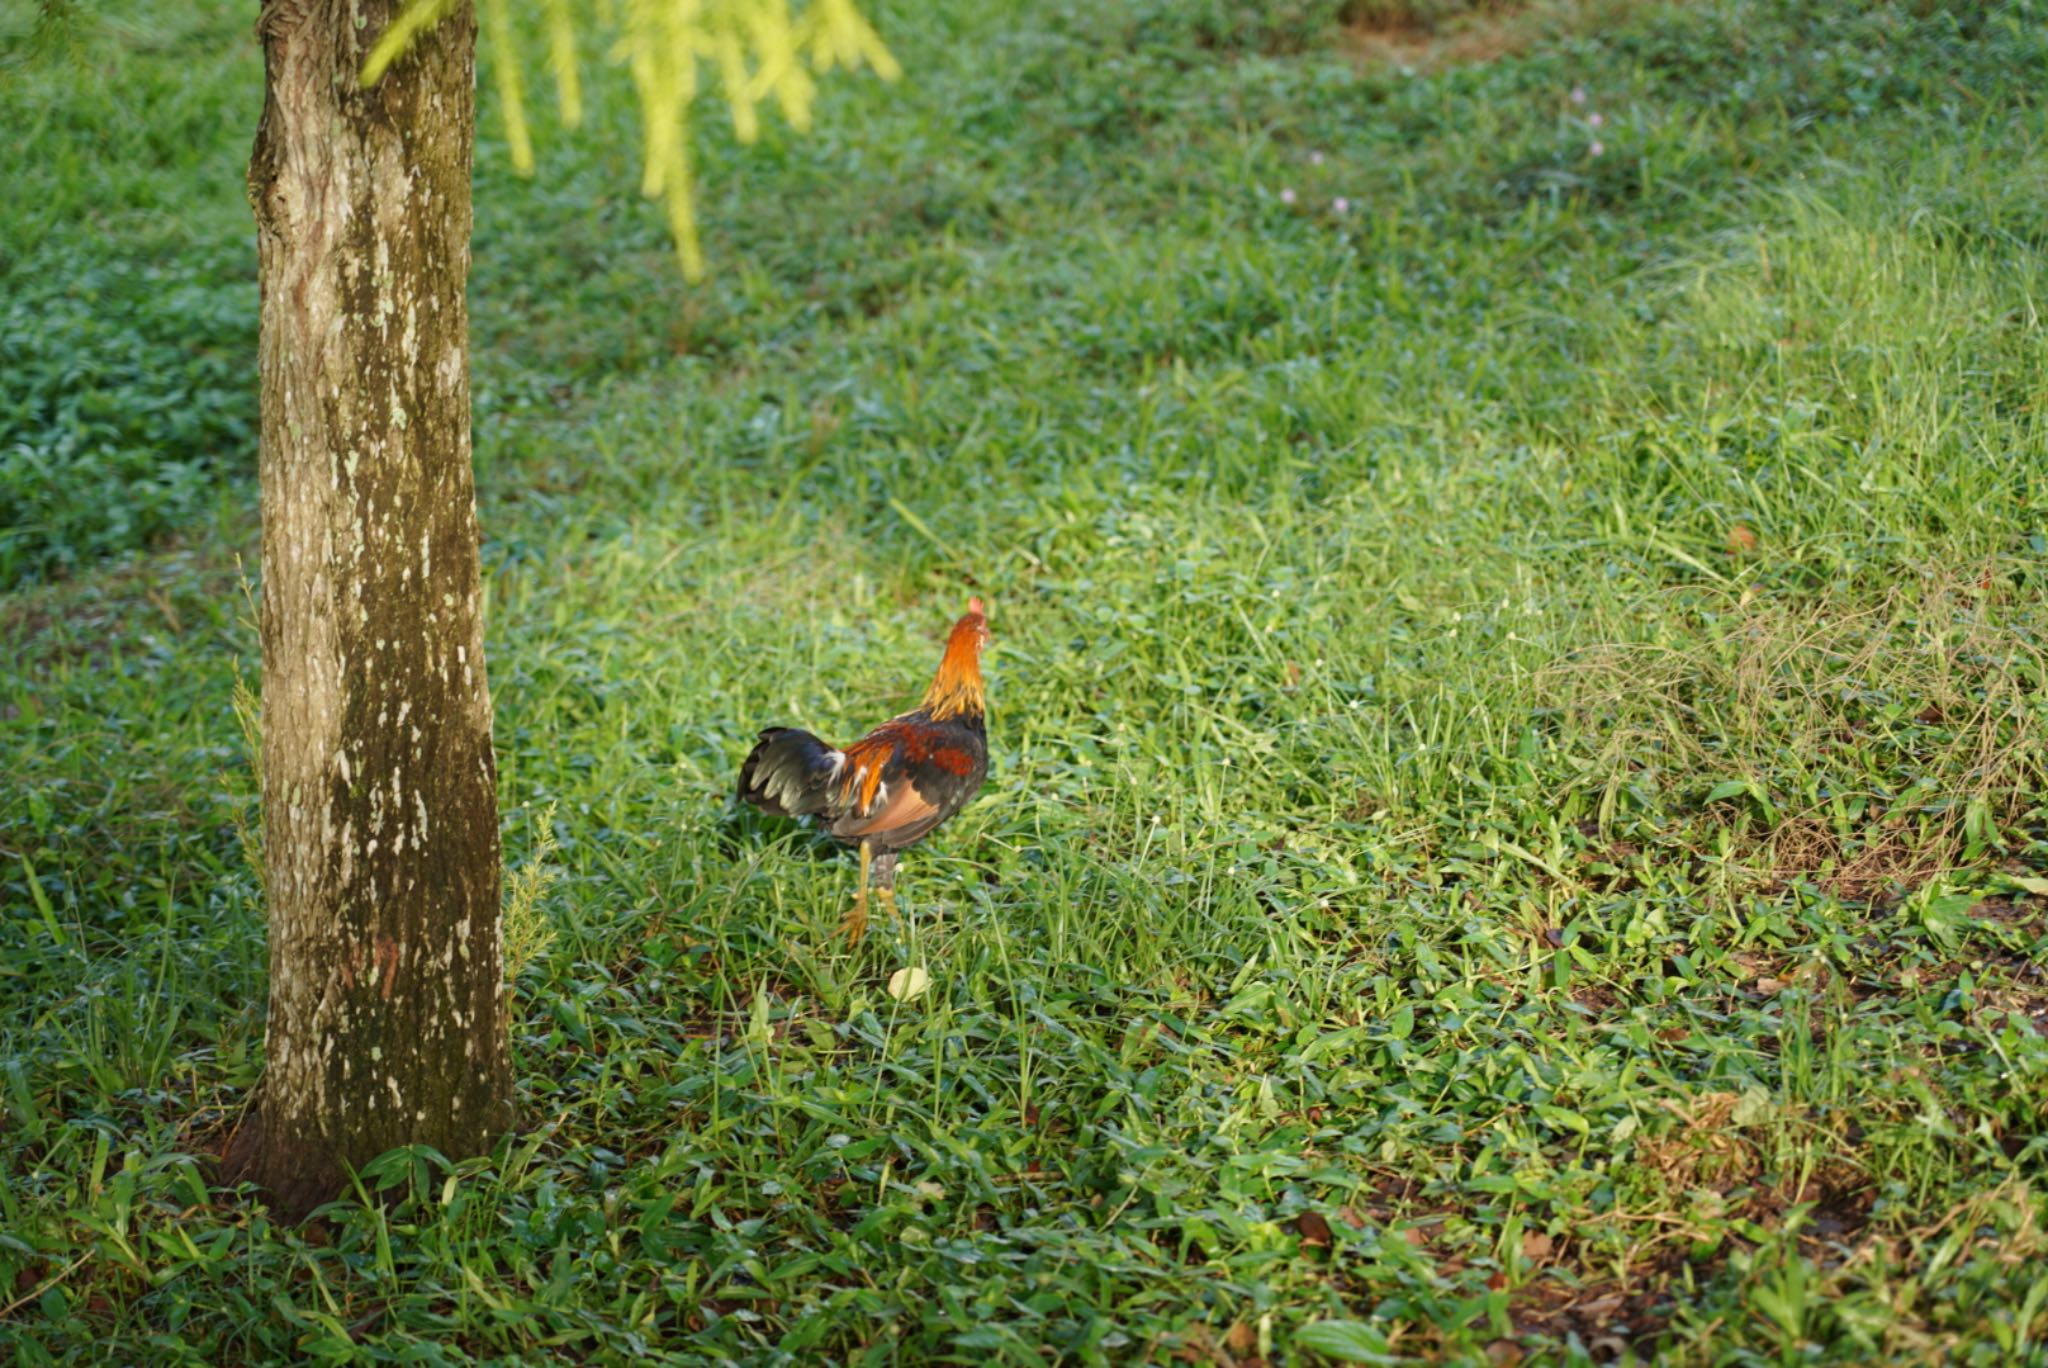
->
[737, 598, 990, 944]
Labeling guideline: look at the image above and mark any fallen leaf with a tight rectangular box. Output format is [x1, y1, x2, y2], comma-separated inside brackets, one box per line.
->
[887, 966, 932, 1001]
[1297, 1211, 1333, 1247]
[1733, 1085, 1773, 1126]
[1522, 1231, 1554, 1261]
[1726, 524, 1758, 554]
[1225, 1322, 1257, 1355]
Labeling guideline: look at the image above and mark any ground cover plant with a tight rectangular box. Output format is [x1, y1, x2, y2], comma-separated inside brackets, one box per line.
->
[4, 0, 2048, 1360]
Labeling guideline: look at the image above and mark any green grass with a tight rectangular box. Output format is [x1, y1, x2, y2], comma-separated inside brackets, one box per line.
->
[6, 0, 2048, 1360]
[0, 2, 258, 586]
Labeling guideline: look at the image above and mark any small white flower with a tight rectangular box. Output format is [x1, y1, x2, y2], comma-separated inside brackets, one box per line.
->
[1571, 86, 1588, 105]
[1589, 140, 1605, 158]
[1280, 187, 1297, 205]
[1588, 111, 1605, 128]
[1310, 150, 1325, 166]
[1332, 197, 1350, 214]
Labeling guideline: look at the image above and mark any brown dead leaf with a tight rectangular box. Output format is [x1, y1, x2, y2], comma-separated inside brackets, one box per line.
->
[1579, 1293, 1626, 1322]
[1727, 524, 1759, 554]
[1226, 1322, 1257, 1355]
[1522, 1231, 1555, 1261]
[1297, 1211, 1333, 1248]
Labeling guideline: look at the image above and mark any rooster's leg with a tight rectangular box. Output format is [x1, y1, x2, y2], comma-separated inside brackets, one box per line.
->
[874, 851, 900, 926]
[840, 839, 873, 945]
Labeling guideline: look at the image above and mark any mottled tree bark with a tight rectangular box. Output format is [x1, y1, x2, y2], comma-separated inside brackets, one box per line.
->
[225, 0, 513, 1219]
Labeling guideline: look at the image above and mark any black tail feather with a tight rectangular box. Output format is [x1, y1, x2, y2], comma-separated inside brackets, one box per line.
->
[737, 728, 841, 818]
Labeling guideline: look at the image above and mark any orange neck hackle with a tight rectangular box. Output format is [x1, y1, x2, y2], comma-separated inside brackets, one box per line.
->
[922, 597, 989, 721]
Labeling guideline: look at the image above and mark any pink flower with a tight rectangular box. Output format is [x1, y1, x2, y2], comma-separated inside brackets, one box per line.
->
[1280, 187, 1297, 205]
[1310, 150, 1325, 166]
[1589, 140, 1605, 158]
[1570, 86, 1587, 105]
[1332, 197, 1350, 214]
[1588, 111, 1605, 128]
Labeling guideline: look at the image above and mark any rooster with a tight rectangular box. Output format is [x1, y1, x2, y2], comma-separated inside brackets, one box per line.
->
[737, 598, 990, 944]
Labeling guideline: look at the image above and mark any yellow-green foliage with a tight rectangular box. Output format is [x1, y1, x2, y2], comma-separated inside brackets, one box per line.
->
[361, 0, 897, 279]
[230, 564, 265, 893]
[229, 667, 265, 894]
[502, 802, 560, 989]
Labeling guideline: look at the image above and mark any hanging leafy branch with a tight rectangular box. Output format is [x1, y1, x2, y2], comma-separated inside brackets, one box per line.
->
[361, 0, 898, 279]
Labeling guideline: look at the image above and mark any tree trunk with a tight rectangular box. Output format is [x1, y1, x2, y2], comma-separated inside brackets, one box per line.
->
[226, 0, 512, 1220]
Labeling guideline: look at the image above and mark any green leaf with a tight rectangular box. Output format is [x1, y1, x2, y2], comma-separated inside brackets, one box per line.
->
[1298, 1026, 1368, 1062]
[1919, 891, 1976, 952]
[1536, 1103, 1590, 1137]
[18, 854, 64, 946]
[1294, 1320, 1398, 1363]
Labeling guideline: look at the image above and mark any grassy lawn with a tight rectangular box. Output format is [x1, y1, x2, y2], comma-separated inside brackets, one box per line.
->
[5, 0, 2048, 1360]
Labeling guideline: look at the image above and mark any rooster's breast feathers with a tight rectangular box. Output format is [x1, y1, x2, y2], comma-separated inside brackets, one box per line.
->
[823, 713, 988, 851]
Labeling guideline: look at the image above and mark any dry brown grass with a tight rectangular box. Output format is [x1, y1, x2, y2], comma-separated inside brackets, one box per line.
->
[1340, 0, 1665, 71]
[1536, 566, 2048, 898]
